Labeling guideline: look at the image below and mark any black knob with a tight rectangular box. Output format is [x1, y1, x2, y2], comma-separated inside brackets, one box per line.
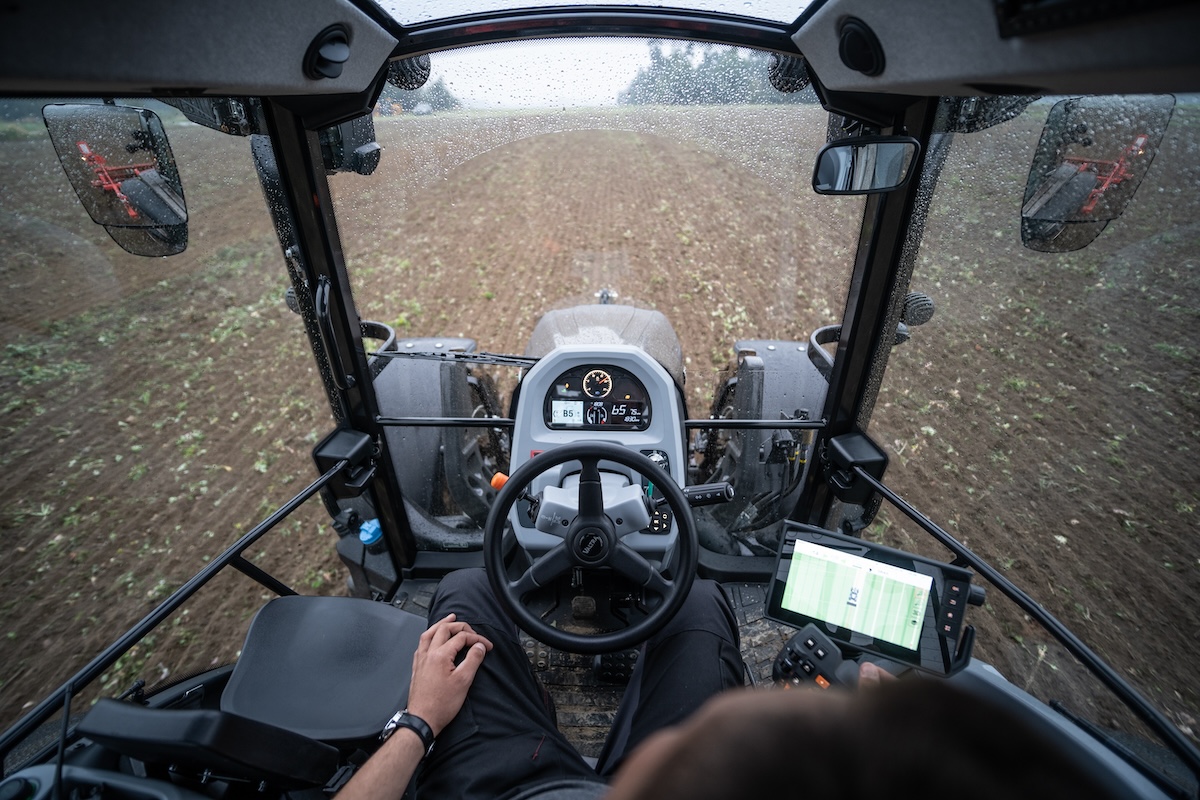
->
[838, 18, 885, 77]
[305, 24, 351, 80]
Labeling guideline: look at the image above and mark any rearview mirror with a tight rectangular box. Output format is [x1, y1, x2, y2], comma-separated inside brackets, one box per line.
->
[42, 103, 188, 256]
[812, 136, 920, 195]
[1021, 95, 1174, 252]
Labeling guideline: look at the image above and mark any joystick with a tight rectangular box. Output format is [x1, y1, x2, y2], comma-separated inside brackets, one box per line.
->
[772, 624, 860, 689]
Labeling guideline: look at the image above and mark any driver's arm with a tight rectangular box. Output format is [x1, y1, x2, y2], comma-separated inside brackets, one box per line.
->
[336, 614, 493, 800]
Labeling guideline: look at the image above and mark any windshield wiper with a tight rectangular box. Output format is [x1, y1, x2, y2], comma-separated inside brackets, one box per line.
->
[370, 349, 539, 368]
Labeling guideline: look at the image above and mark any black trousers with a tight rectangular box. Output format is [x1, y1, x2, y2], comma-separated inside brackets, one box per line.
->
[415, 569, 743, 800]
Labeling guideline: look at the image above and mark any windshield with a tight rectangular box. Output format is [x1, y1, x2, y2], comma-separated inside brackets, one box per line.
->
[870, 97, 1200, 757]
[330, 38, 861, 552]
[334, 40, 857, 398]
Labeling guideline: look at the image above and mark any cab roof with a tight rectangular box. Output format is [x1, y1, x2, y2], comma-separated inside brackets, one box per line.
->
[0, 1, 1197, 99]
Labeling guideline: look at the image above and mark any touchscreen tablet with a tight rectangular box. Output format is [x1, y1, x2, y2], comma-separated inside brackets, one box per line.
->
[767, 524, 975, 675]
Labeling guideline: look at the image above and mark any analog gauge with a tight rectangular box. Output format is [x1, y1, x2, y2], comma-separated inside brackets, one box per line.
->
[586, 405, 608, 425]
[583, 369, 613, 398]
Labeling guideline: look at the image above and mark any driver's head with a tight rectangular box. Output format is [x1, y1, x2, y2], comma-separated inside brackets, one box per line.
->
[607, 678, 1121, 800]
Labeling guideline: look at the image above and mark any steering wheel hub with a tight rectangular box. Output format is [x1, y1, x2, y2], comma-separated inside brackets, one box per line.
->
[573, 528, 610, 563]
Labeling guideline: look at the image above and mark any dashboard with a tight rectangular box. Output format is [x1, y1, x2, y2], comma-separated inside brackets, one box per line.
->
[509, 345, 686, 559]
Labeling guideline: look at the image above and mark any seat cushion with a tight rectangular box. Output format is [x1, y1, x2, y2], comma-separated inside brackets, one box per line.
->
[221, 595, 426, 742]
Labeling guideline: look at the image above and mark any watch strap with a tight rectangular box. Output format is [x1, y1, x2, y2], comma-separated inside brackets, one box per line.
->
[380, 709, 436, 757]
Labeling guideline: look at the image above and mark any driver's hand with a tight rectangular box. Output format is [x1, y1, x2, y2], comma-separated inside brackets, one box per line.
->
[406, 613, 493, 736]
[857, 661, 896, 689]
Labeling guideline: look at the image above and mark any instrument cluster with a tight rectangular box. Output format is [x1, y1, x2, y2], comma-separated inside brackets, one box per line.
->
[542, 365, 652, 431]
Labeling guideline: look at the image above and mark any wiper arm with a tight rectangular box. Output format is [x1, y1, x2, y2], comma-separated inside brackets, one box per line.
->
[1050, 700, 1193, 800]
[370, 349, 538, 368]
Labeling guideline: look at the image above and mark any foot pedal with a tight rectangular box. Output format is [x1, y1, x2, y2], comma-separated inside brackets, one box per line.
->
[593, 649, 638, 683]
[521, 637, 551, 671]
[518, 637, 559, 724]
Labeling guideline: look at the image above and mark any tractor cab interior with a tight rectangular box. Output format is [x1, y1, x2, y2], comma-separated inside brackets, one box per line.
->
[0, 1, 1199, 799]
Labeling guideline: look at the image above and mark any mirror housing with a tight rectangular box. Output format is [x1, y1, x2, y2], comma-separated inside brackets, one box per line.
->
[1021, 95, 1174, 252]
[319, 112, 382, 176]
[812, 136, 920, 195]
[42, 103, 188, 256]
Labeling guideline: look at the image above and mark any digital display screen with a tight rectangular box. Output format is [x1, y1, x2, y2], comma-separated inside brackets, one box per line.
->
[543, 366, 652, 431]
[780, 538, 931, 651]
[767, 525, 975, 676]
[551, 400, 584, 426]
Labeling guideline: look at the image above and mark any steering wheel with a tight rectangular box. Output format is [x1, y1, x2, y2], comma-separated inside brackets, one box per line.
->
[484, 441, 698, 654]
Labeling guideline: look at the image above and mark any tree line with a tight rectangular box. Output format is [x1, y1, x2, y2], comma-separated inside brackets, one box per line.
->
[619, 44, 815, 106]
[376, 77, 461, 116]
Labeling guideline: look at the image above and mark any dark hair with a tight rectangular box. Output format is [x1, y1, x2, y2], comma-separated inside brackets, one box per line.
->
[610, 679, 1121, 800]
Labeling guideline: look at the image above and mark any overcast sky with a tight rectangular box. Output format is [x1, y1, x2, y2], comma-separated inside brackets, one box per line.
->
[426, 39, 658, 110]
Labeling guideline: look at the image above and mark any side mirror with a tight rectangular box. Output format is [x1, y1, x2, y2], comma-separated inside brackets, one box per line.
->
[42, 103, 188, 256]
[1021, 95, 1174, 252]
[812, 136, 920, 195]
[319, 112, 382, 176]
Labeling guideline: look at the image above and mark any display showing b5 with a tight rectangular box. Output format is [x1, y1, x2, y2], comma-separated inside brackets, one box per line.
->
[767, 524, 976, 675]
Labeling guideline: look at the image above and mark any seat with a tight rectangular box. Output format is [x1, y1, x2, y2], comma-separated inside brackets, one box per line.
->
[76, 699, 339, 788]
[220, 595, 427, 743]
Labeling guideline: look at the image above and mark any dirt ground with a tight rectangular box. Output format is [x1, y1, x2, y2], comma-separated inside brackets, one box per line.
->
[0, 105, 1196, 758]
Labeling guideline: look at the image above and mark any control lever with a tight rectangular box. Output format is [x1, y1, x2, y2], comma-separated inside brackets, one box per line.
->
[682, 482, 734, 507]
[772, 623, 902, 689]
[772, 624, 859, 689]
[649, 482, 733, 509]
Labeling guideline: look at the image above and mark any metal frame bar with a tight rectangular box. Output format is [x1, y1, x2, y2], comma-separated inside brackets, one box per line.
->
[230, 556, 299, 598]
[259, 98, 417, 567]
[683, 419, 825, 430]
[798, 96, 942, 526]
[373, 416, 826, 430]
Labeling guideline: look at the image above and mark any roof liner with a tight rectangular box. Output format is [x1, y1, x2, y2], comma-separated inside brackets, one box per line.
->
[795, 0, 1200, 96]
[0, 0, 396, 96]
[1, 0, 1197, 99]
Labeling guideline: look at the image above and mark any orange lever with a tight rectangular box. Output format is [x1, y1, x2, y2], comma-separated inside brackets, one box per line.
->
[490, 472, 509, 490]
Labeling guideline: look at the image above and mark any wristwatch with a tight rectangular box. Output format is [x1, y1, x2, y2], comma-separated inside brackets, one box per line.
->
[380, 709, 436, 757]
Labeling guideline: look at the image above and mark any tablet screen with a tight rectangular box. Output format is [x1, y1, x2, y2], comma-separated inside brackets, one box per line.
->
[767, 524, 975, 675]
[780, 538, 932, 651]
